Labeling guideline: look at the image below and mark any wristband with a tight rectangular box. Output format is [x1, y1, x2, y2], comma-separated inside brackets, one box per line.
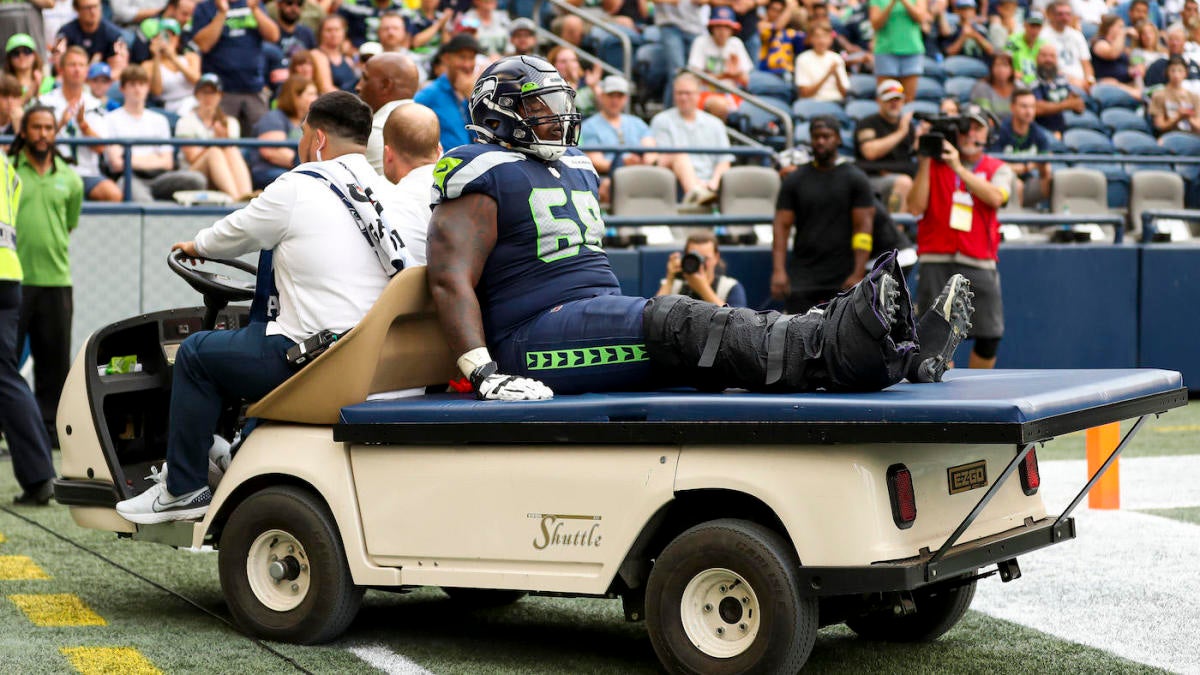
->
[851, 232, 873, 252]
[457, 346, 492, 379]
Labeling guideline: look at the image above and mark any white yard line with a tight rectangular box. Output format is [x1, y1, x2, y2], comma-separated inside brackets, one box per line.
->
[974, 456, 1200, 674]
[348, 645, 436, 675]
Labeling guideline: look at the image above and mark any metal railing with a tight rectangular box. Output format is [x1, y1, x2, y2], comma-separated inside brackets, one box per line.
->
[684, 67, 794, 151]
[532, 0, 633, 82]
[1140, 208, 1200, 242]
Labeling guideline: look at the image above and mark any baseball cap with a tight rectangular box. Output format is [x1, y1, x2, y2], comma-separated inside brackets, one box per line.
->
[1025, 9, 1045, 23]
[510, 17, 537, 35]
[600, 74, 630, 95]
[5, 33, 35, 54]
[876, 79, 904, 101]
[359, 41, 382, 58]
[708, 6, 742, 30]
[963, 103, 990, 128]
[159, 18, 182, 36]
[194, 72, 222, 93]
[441, 32, 484, 55]
[87, 62, 112, 81]
[954, 0, 977, 9]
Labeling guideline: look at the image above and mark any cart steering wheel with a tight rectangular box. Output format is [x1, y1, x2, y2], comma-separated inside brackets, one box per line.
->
[167, 250, 257, 331]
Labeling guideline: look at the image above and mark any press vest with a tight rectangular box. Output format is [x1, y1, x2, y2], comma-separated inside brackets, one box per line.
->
[916, 155, 1005, 262]
[0, 154, 23, 281]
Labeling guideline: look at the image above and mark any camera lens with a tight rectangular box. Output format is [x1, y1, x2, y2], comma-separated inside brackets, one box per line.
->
[681, 252, 704, 274]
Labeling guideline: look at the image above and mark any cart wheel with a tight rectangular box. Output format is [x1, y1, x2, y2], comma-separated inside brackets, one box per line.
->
[440, 587, 528, 607]
[645, 519, 817, 675]
[218, 486, 363, 644]
[846, 577, 976, 642]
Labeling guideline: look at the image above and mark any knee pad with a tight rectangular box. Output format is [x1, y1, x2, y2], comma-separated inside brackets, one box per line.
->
[972, 337, 1000, 360]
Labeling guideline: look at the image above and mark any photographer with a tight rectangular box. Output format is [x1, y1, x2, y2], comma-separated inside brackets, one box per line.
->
[907, 105, 1013, 370]
[656, 232, 748, 307]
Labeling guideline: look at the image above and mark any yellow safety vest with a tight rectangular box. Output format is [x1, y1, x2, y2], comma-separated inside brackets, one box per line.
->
[0, 153, 23, 281]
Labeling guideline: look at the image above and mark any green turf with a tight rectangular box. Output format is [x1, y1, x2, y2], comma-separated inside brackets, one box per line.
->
[1138, 505, 1200, 526]
[1037, 400, 1200, 461]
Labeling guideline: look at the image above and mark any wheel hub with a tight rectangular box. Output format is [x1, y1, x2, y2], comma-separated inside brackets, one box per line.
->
[246, 529, 311, 611]
[679, 568, 761, 658]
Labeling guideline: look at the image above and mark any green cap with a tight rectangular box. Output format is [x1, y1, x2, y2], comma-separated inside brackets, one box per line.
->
[5, 33, 35, 54]
[160, 18, 182, 36]
[139, 17, 162, 40]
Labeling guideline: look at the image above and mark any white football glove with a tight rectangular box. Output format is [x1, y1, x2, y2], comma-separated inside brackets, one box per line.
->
[459, 347, 553, 401]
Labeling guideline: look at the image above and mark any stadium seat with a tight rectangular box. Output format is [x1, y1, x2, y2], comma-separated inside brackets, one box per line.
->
[848, 73, 877, 100]
[610, 166, 677, 217]
[1101, 107, 1153, 134]
[1160, 132, 1200, 207]
[903, 100, 940, 116]
[922, 56, 945, 81]
[792, 98, 847, 123]
[1129, 171, 1185, 240]
[748, 70, 794, 102]
[794, 121, 810, 145]
[944, 76, 977, 103]
[1052, 168, 1109, 215]
[942, 55, 989, 80]
[1077, 162, 1131, 208]
[915, 77, 945, 102]
[846, 98, 879, 121]
[733, 96, 791, 147]
[1091, 83, 1141, 110]
[718, 166, 780, 216]
[1113, 130, 1169, 154]
[1063, 110, 1106, 132]
[1063, 128, 1115, 153]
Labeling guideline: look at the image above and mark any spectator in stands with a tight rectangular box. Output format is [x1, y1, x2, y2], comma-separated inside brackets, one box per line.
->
[337, 0, 404, 48]
[175, 74, 253, 200]
[1131, 22, 1166, 71]
[4, 33, 50, 104]
[855, 79, 918, 213]
[869, 0, 929, 102]
[462, 0, 510, 56]
[1150, 55, 1200, 132]
[10, 104, 82, 450]
[1171, 0, 1200, 35]
[987, 0, 1021, 51]
[103, 65, 207, 202]
[288, 47, 316, 81]
[1074, 0, 1110, 27]
[56, 0, 126, 64]
[273, 0, 318, 57]
[377, 12, 409, 54]
[658, 231, 748, 306]
[971, 51, 1016, 115]
[1043, 0, 1095, 90]
[359, 52, 420, 174]
[794, 22, 849, 102]
[267, 0, 325, 33]
[41, 47, 121, 201]
[654, 0, 707, 104]
[1032, 42, 1086, 136]
[0, 75, 23, 139]
[408, 0, 453, 60]
[990, 87, 1052, 206]
[651, 72, 732, 206]
[508, 17, 539, 57]
[414, 33, 480, 151]
[772, 116, 875, 312]
[547, 45, 599, 117]
[111, 1, 172, 30]
[312, 14, 360, 93]
[1121, 0, 1164, 31]
[589, 0, 648, 71]
[758, 0, 806, 77]
[550, 14, 587, 49]
[838, 0, 877, 70]
[1145, 25, 1200, 90]
[1007, 10, 1047, 85]
[149, 18, 201, 114]
[581, 74, 657, 204]
[1091, 14, 1145, 98]
[192, 0, 280, 137]
[940, 95, 961, 113]
[249, 74, 315, 189]
[943, 0, 995, 60]
[908, 105, 1012, 369]
[130, 0, 198, 65]
[84, 62, 116, 111]
[688, 7, 752, 120]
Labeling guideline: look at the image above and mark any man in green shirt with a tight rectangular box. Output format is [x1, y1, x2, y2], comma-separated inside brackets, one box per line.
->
[12, 105, 83, 447]
[1005, 10, 1047, 86]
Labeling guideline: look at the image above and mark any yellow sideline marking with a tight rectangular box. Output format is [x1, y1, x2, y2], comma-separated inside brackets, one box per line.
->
[0, 556, 50, 580]
[8, 594, 105, 626]
[0, 531, 6, 543]
[60, 647, 162, 675]
[1152, 424, 1200, 433]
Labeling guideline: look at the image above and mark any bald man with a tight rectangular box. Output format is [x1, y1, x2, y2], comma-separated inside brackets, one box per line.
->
[359, 52, 421, 174]
[383, 103, 441, 258]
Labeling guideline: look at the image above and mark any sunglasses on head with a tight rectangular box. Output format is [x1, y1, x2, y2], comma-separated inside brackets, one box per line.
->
[9, 47, 33, 56]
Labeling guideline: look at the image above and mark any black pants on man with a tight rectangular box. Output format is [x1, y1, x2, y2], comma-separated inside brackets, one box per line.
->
[17, 285, 72, 445]
[0, 282, 54, 491]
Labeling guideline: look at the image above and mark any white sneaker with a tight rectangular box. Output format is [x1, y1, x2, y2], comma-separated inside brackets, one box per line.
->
[115, 465, 212, 524]
[207, 435, 232, 488]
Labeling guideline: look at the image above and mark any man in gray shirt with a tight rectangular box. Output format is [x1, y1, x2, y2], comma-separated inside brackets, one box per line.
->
[650, 72, 732, 206]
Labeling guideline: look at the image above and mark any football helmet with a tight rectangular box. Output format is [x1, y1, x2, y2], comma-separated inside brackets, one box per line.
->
[468, 55, 581, 162]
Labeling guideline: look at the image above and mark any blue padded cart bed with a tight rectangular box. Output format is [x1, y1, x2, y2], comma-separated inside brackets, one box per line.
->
[334, 369, 1187, 445]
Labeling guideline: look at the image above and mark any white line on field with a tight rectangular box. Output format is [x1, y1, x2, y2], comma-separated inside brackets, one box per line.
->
[349, 645, 435, 675]
[1038, 454, 1200, 512]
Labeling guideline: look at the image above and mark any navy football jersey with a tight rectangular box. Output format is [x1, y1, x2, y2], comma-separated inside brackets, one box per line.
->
[432, 144, 621, 344]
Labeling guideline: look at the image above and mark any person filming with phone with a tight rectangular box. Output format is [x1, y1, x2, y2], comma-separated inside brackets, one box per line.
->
[656, 231, 747, 306]
[907, 104, 1013, 370]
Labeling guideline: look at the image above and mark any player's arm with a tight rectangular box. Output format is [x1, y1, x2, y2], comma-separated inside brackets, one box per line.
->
[427, 193, 553, 401]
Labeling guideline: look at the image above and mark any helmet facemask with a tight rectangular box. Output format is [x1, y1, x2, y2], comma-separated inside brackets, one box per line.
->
[512, 88, 581, 161]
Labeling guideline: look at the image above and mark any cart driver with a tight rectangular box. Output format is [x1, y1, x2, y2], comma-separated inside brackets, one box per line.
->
[428, 56, 977, 402]
[116, 91, 428, 524]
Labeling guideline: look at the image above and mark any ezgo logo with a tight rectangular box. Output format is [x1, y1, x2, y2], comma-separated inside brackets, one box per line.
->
[529, 513, 602, 550]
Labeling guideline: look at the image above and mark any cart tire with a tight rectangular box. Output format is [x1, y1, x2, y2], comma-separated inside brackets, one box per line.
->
[440, 587, 528, 607]
[846, 577, 976, 642]
[218, 486, 363, 644]
[645, 518, 817, 675]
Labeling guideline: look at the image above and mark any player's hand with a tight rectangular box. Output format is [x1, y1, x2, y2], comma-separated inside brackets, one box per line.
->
[770, 268, 790, 299]
[940, 139, 961, 170]
[665, 252, 682, 278]
[172, 241, 203, 265]
[470, 362, 553, 401]
[900, 111, 914, 131]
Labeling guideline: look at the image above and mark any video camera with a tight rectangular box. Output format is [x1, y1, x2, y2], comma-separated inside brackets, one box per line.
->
[914, 113, 973, 158]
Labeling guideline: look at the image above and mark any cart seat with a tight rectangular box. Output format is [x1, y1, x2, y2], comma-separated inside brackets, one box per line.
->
[247, 266, 459, 425]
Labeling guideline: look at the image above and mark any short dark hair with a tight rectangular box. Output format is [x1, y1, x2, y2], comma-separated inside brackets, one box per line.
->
[1011, 86, 1035, 103]
[1130, 0, 1149, 7]
[120, 64, 149, 86]
[0, 74, 21, 98]
[305, 91, 372, 146]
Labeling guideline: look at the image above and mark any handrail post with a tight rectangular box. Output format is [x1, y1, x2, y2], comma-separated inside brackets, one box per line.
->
[122, 144, 133, 202]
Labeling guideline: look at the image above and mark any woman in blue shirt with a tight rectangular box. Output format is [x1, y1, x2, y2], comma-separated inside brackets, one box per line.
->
[249, 75, 317, 190]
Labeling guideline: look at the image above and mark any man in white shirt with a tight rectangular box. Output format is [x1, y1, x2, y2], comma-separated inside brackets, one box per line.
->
[115, 92, 409, 524]
[382, 102, 441, 259]
[102, 64, 206, 202]
[651, 72, 734, 206]
[1043, 0, 1096, 89]
[39, 46, 122, 201]
[358, 52, 420, 175]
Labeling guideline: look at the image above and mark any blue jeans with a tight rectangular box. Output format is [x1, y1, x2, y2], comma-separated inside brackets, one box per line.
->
[659, 25, 698, 104]
[590, 24, 644, 72]
[0, 282, 53, 491]
[166, 324, 298, 495]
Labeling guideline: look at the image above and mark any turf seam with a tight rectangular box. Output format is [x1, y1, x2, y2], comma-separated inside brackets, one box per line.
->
[0, 505, 315, 675]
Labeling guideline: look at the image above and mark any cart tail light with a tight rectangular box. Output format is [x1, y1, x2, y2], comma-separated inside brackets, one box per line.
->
[1019, 448, 1040, 495]
[887, 464, 917, 529]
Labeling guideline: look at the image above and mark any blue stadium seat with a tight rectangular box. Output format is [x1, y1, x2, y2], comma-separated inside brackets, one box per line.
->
[1091, 83, 1141, 110]
[794, 121, 810, 145]
[734, 96, 791, 147]
[791, 98, 847, 123]
[903, 100, 940, 116]
[944, 76, 977, 103]
[1063, 109, 1107, 132]
[915, 77, 945, 102]
[848, 73, 877, 100]
[1113, 130, 1169, 155]
[748, 70, 795, 102]
[845, 98, 880, 120]
[942, 55, 989, 80]
[1160, 131, 1200, 206]
[1078, 162, 1130, 208]
[922, 56, 945, 81]
[1063, 128, 1115, 153]
[1101, 107, 1153, 134]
